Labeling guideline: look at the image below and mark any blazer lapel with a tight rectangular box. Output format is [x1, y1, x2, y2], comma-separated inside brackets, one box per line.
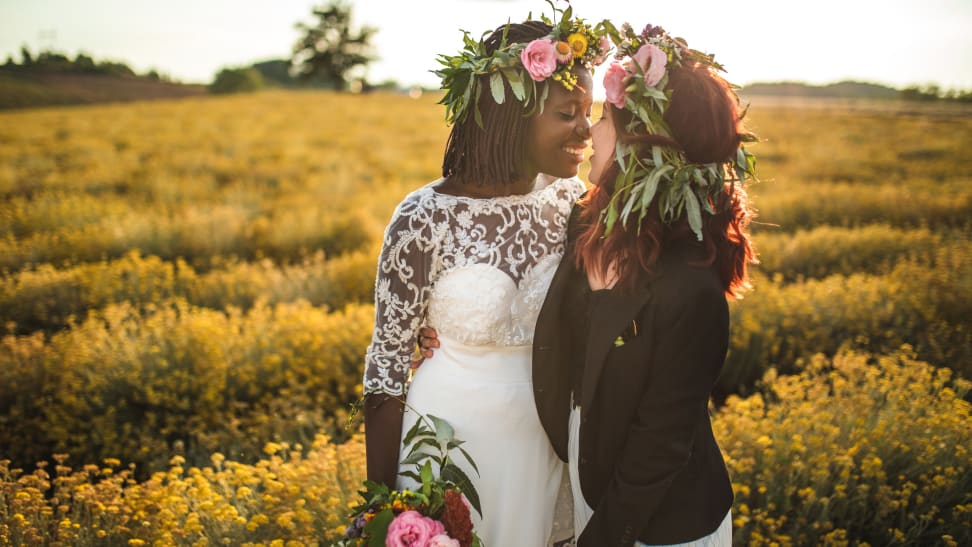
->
[581, 278, 654, 411]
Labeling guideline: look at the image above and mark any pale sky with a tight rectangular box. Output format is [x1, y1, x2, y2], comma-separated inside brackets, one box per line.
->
[2, 0, 970, 94]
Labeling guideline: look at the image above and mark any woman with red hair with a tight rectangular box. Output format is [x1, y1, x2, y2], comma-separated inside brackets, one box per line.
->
[531, 23, 758, 546]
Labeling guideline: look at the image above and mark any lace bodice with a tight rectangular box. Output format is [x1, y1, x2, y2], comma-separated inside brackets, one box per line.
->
[363, 176, 585, 397]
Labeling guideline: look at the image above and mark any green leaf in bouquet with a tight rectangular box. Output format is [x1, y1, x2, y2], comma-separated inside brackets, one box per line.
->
[403, 433, 432, 459]
[428, 414, 455, 443]
[358, 480, 391, 507]
[364, 508, 394, 546]
[400, 451, 430, 467]
[398, 470, 422, 483]
[411, 436, 444, 460]
[401, 416, 426, 449]
[440, 463, 482, 517]
[419, 461, 435, 497]
[420, 460, 434, 491]
[456, 445, 480, 475]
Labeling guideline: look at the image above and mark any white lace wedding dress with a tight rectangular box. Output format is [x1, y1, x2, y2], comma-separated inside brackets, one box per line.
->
[364, 175, 584, 546]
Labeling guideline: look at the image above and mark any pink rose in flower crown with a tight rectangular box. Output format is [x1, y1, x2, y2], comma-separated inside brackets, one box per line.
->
[429, 534, 461, 547]
[520, 39, 557, 81]
[632, 43, 668, 87]
[603, 62, 628, 109]
[386, 510, 446, 547]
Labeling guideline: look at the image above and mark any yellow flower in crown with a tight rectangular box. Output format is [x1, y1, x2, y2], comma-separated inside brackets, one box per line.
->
[567, 32, 588, 58]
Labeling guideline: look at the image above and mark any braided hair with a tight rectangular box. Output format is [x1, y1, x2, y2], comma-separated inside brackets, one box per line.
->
[441, 21, 552, 186]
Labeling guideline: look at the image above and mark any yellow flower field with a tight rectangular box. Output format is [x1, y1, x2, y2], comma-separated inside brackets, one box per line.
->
[1, 90, 970, 545]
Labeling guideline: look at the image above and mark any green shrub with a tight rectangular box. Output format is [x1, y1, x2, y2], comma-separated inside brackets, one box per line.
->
[209, 67, 265, 94]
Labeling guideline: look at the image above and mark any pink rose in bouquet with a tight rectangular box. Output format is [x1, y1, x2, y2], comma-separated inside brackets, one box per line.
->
[632, 43, 668, 87]
[429, 534, 461, 547]
[386, 510, 446, 547]
[337, 414, 483, 546]
[603, 62, 628, 109]
[520, 39, 557, 81]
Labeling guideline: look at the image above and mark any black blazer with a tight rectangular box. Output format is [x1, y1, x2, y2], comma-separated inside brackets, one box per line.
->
[533, 213, 734, 546]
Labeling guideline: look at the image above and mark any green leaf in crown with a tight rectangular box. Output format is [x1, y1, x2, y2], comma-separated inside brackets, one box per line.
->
[433, 0, 611, 127]
[599, 22, 759, 240]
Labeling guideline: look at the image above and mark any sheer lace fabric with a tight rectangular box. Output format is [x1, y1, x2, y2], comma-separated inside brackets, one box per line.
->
[363, 176, 585, 397]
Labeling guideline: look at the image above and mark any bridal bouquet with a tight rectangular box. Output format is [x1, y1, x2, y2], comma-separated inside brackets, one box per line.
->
[336, 414, 483, 547]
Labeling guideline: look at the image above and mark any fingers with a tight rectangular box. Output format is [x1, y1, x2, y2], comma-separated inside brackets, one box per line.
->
[416, 327, 440, 351]
[414, 327, 439, 371]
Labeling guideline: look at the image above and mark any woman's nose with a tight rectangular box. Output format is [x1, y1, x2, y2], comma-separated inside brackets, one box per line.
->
[577, 116, 592, 139]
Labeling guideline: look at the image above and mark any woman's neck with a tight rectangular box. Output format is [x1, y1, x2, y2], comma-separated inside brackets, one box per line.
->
[435, 173, 537, 198]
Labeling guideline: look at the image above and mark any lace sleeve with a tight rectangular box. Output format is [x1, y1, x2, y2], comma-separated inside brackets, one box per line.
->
[363, 193, 436, 397]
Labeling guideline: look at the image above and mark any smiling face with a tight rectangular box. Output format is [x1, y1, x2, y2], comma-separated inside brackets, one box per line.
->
[588, 105, 618, 186]
[522, 65, 594, 181]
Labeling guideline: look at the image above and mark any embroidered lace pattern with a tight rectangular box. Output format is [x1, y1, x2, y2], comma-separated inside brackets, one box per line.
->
[363, 177, 585, 397]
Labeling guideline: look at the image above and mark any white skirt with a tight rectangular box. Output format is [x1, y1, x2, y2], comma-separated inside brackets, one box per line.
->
[398, 334, 564, 546]
[568, 406, 732, 546]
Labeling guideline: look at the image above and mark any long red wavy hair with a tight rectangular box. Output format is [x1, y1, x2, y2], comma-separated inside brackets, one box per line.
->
[574, 62, 757, 298]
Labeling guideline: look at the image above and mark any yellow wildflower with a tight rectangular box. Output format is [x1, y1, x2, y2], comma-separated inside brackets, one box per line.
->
[567, 33, 588, 58]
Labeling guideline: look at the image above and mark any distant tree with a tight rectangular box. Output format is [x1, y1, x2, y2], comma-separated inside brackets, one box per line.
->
[95, 60, 136, 78]
[74, 52, 96, 73]
[37, 51, 71, 67]
[20, 46, 33, 66]
[291, 1, 376, 90]
[251, 59, 294, 87]
[900, 85, 940, 102]
[209, 67, 265, 94]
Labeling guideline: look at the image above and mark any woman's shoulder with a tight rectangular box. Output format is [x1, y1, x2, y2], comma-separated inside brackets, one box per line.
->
[393, 180, 455, 213]
[652, 246, 725, 309]
[382, 182, 443, 232]
[397, 181, 439, 206]
[539, 175, 587, 200]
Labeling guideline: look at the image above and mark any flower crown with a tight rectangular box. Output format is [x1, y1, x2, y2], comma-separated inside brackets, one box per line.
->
[598, 22, 758, 240]
[434, 1, 610, 127]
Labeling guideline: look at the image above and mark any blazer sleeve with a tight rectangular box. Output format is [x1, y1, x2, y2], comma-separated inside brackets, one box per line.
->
[579, 278, 729, 547]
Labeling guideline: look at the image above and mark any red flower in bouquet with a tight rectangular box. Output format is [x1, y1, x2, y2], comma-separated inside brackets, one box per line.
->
[440, 489, 474, 547]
